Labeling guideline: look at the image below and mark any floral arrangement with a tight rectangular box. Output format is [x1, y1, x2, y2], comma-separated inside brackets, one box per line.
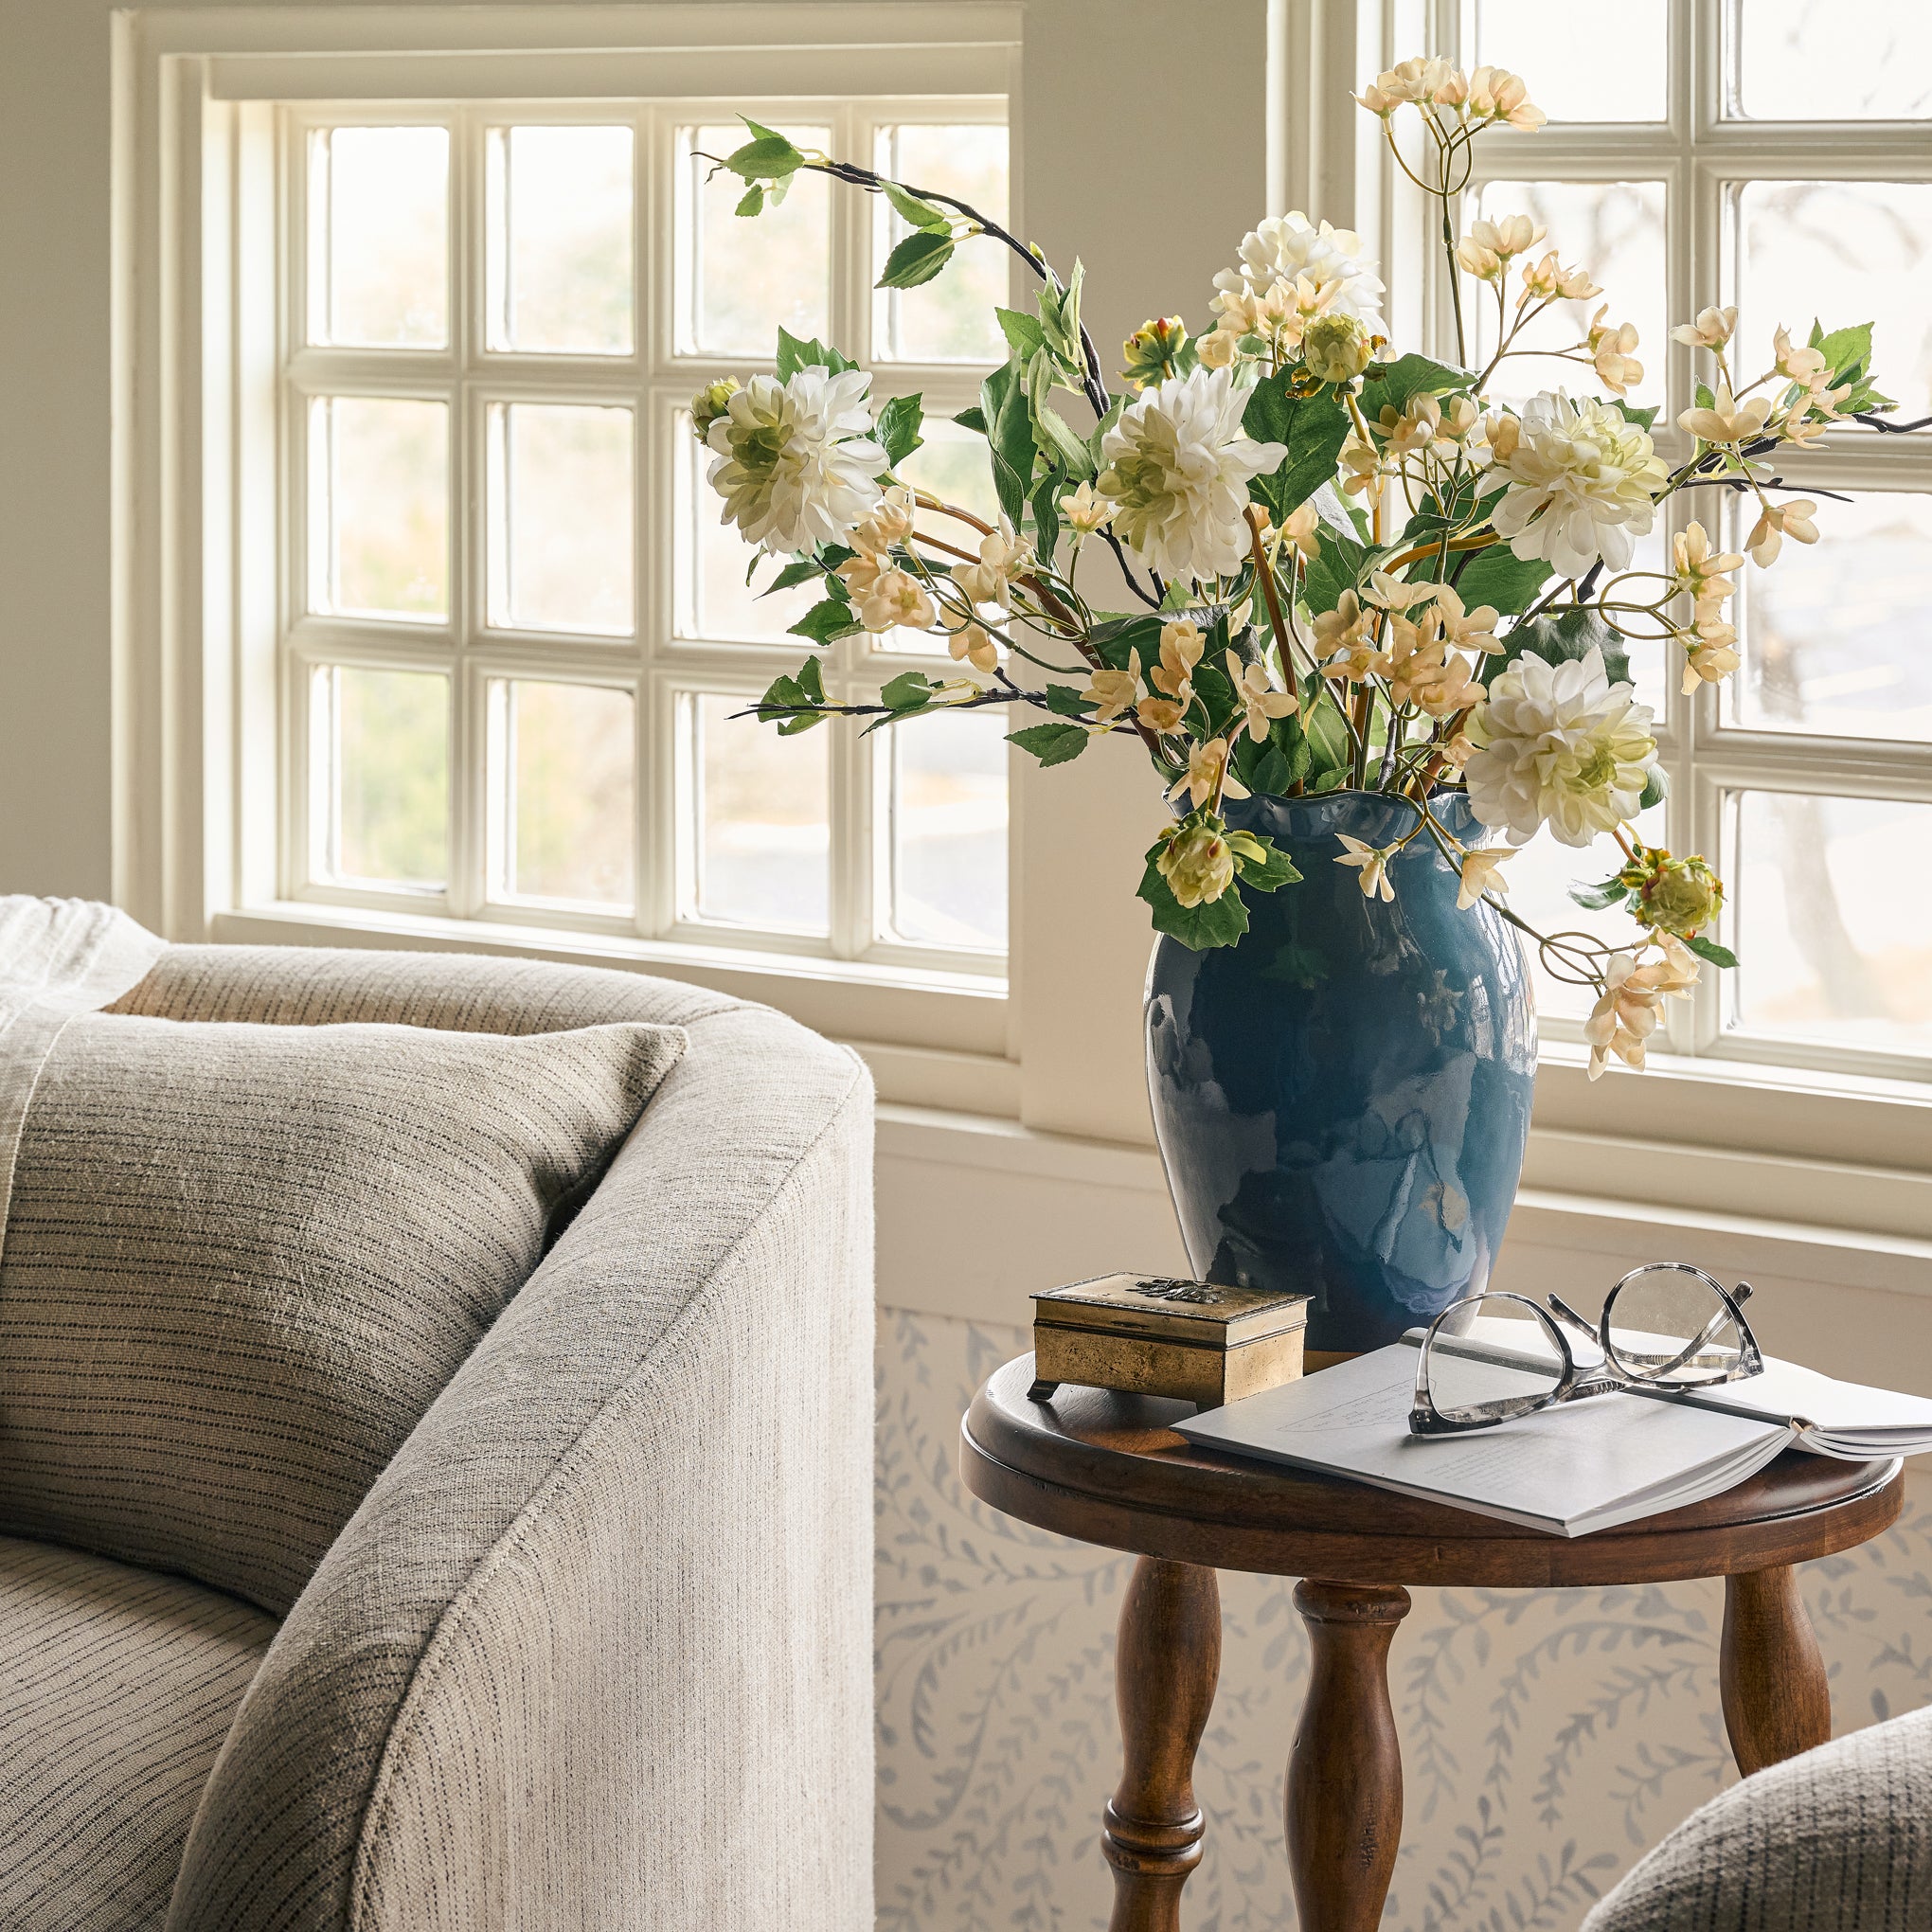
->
[693, 63, 1911, 1079]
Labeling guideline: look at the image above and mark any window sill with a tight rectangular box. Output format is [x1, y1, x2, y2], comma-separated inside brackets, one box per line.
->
[874, 1105, 1932, 1371]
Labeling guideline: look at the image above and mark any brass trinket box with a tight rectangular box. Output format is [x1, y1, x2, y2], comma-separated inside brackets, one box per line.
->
[1029, 1274, 1311, 1408]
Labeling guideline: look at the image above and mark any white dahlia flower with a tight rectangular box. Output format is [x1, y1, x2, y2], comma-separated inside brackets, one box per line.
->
[706, 367, 886, 554]
[1463, 645, 1657, 848]
[1097, 367, 1287, 583]
[1212, 212, 1386, 333]
[1488, 391, 1667, 580]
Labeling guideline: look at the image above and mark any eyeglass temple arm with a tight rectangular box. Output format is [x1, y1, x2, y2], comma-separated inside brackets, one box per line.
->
[1546, 1295, 1600, 1339]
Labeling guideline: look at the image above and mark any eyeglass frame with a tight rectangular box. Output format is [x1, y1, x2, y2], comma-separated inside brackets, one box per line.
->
[1407, 1262, 1764, 1439]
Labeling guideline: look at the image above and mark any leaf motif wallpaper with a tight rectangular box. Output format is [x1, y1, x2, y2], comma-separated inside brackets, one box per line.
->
[876, 1309, 1932, 1931]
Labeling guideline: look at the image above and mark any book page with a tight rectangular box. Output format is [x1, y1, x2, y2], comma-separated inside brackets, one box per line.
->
[1177, 1346, 1792, 1535]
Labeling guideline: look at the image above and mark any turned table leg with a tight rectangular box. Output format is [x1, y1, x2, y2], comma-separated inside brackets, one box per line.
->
[1286, 1580, 1411, 1932]
[1722, 1565, 1832, 1776]
[1103, 1557, 1222, 1932]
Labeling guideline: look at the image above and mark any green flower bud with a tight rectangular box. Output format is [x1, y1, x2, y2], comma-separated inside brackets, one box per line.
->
[1639, 853, 1724, 938]
[1300, 313, 1375, 385]
[1156, 815, 1236, 909]
[690, 377, 741, 438]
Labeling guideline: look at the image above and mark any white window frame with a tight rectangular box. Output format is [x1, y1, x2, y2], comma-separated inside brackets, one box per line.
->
[277, 94, 1007, 977]
[1333, 0, 1932, 1095]
[118, 6, 1024, 1101]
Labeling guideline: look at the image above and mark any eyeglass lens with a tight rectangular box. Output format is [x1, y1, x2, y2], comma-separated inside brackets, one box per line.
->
[1603, 1265, 1744, 1385]
[1422, 1294, 1567, 1425]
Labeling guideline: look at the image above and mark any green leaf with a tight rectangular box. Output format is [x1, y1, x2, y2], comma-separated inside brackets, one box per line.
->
[1499, 606, 1632, 690]
[1302, 525, 1369, 616]
[1088, 613, 1163, 674]
[1682, 934, 1739, 970]
[1638, 763, 1669, 812]
[979, 355, 1036, 526]
[788, 598, 862, 646]
[1008, 721, 1089, 767]
[1190, 659, 1240, 740]
[1225, 830, 1301, 893]
[1568, 875, 1633, 912]
[878, 230, 955, 290]
[1028, 351, 1097, 480]
[1359, 353, 1475, 420]
[1610, 398, 1660, 432]
[723, 129, 805, 183]
[1035, 260, 1085, 367]
[953, 404, 988, 435]
[1813, 321, 1873, 384]
[1087, 396, 1124, 471]
[757, 655, 830, 736]
[1136, 851, 1251, 949]
[775, 327, 856, 381]
[876, 393, 924, 468]
[762, 559, 823, 594]
[1235, 718, 1312, 798]
[883, 181, 951, 231]
[1301, 699, 1351, 781]
[1452, 544, 1552, 618]
[1029, 472, 1064, 564]
[1243, 375, 1352, 525]
[734, 186, 765, 218]
[1042, 683, 1095, 718]
[881, 671, 939, 709]
[995, 307, 1047, 357]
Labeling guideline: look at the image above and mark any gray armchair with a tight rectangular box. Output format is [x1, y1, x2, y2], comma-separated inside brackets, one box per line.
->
[1583, 1703, 1932, 1931]
[0, 945, 874, 1931]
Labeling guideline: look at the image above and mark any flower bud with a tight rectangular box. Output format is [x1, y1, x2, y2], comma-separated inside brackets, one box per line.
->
[1639, 854, 1724, 938]
[1156, 816, 1237, 909]
[1300, 313, 1374, 385]
[690, 377, 741, 438]
[1195, 326, 1239, 369]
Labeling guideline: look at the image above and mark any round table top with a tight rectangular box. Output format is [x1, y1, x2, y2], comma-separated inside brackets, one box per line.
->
[959, 1354, 1904, 1588]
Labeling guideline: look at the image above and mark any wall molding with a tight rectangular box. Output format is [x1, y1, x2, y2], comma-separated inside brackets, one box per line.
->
[875, 1105, 1932, 1395]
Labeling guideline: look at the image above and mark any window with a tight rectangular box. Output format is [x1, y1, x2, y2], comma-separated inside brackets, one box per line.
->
[1433, 0, 1932, 1082]
[280, 99, 1010, 972]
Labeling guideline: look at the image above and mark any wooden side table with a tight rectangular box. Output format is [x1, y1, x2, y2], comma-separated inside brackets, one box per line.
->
[959, 1355, 1904, 1932]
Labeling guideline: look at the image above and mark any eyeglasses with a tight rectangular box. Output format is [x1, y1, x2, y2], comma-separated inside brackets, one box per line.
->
[1408, 1262, 1763, 1438]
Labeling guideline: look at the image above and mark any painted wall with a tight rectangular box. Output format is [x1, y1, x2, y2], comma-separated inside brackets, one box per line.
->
[877, 1307, 1932, 1931]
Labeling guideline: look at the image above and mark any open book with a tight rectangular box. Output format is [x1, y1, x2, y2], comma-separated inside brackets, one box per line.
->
[1173, 1343, 1900, 1538]
[1398, 1316, 1932, 1460]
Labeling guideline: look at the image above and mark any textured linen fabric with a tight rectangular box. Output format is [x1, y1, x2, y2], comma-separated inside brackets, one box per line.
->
[0, 897, 165, 1268]
[0, 1533, 276, 1932]
[109, 942, 740, 1036]
[1582, 1704, 1932, 1931]
[87, 948, 878, 1932]
[0, 1010, 685, 1616]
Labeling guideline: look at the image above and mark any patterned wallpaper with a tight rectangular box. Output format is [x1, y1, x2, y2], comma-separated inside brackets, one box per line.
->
[875, 1309, 1932, 1932]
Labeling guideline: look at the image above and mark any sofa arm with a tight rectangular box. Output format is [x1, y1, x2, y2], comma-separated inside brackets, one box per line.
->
[1581, 1705, 1932, 1932]
[166, 1006, 874, 1932]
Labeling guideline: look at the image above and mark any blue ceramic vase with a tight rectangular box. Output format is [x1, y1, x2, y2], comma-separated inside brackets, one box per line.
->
[1144, 790, 1536, 1355]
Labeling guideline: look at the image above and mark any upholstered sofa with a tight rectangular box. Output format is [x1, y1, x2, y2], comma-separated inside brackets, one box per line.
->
[1583, 1702, 1932, 1931]
[0, 944, 874, 1931]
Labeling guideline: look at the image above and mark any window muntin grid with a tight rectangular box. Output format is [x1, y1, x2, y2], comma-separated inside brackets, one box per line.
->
[1440, 0, 1932, 1082]
[278, 98, 1010, 971]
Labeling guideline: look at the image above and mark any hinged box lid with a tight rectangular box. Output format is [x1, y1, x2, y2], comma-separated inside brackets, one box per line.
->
[1032, 1274, 1311, 1348]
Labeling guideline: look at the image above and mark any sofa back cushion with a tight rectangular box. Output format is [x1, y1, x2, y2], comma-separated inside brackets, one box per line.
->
[0, 1012, 684, 1615]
